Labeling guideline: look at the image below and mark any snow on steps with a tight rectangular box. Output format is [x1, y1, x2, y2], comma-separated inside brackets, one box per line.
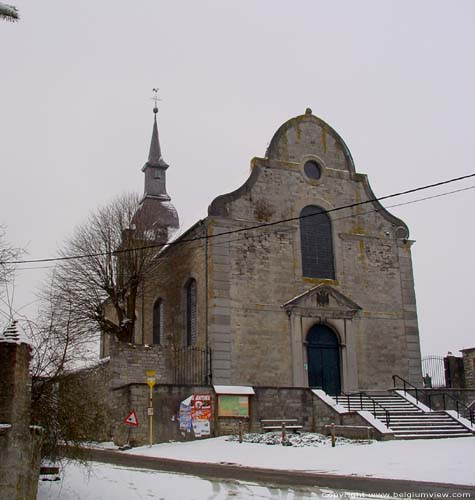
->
[332, 391, 474, 440]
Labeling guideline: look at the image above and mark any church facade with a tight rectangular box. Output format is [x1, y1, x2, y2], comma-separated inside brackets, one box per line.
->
[104, 108, 423, 394]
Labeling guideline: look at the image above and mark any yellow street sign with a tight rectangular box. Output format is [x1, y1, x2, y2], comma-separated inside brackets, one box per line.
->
[146, 370, 156, 388]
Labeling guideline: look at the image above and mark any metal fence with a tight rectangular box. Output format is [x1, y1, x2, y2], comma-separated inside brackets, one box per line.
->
[172, 346, 211, 385]
[421, 355, 446, 388]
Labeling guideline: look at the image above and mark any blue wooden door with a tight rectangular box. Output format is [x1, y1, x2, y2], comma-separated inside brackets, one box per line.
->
[307, 325, 341, 395]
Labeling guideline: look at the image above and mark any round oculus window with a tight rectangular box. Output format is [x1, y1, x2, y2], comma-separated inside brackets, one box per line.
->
[304, 160, 322, 180]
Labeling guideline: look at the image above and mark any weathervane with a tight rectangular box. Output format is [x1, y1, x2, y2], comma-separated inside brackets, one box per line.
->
[151, 88, 161, 114]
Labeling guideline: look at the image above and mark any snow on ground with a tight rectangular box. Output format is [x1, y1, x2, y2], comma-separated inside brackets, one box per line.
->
[126, 434, 475, 486]
[37, 461, 353, 500]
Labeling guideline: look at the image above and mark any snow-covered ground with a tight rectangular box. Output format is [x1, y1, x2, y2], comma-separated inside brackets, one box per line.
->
[37, 462, 357, 500]
[37, 435, 475, 500]
[125, 434, 475, 486]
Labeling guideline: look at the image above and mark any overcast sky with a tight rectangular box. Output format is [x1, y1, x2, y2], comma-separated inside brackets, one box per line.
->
[1, 1, 474, 357]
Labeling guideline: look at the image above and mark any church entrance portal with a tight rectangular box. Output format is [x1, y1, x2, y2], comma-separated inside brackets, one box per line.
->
[307, 324, 341, 395]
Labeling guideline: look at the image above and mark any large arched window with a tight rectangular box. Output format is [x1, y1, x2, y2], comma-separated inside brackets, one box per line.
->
[300, 205, 335, 279]
[185, 279, 197, 346]
[153, 299, 163, 345]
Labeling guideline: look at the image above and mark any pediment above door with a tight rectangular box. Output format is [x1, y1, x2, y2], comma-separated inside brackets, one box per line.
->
[282, 284, 361, 319]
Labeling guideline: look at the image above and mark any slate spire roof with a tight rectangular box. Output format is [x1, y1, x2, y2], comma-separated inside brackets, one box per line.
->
[146, 108, 169, 169]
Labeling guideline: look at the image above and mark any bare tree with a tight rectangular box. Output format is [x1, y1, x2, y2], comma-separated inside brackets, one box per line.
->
[52, 192, 164, 344]
[0, 225, 22, 322]
[26, 273, 110, 461]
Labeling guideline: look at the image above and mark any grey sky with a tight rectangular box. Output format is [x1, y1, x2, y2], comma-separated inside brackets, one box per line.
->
[1, 1, 474, 356]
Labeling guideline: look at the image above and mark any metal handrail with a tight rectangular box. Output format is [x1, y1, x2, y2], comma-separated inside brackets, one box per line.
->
[362, 391, 391, 428]
[336, 391, 391, 428]
[393, 374, 474, 426]
[392, 374, 420, 404]
[428, 391, 475, 426]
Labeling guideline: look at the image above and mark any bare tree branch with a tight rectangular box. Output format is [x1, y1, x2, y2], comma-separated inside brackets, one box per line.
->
[50, 192, 164, 344]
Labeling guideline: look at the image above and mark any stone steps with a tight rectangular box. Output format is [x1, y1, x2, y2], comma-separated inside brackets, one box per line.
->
[334, 392, 474, 440]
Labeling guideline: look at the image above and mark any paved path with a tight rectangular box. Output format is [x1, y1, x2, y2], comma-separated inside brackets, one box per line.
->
[80, 448, 475, 497]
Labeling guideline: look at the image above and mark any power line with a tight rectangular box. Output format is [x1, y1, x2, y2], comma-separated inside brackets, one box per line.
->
[3, 172, 475, 266]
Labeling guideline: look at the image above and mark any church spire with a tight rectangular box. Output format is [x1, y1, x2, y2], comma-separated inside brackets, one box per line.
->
[142, 92, 170, 200]
[133, 90, 179, 243]
[146, 107, 168, 168]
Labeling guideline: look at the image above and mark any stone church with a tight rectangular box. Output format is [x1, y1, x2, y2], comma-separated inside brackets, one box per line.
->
[102, 107, 423, 395]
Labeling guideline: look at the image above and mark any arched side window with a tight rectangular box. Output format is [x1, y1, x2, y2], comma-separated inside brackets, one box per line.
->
[300, 205, 335, 279]
[185, 279, 197, 346]
[153, 299, 163, 345]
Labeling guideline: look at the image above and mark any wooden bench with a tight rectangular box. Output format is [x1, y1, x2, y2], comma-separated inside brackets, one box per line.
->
[261, 419, 303, 432]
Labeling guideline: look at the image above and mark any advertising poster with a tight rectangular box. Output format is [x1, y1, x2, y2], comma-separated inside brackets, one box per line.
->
[179, 396, 192, 432]
[191, 394, 212, 436]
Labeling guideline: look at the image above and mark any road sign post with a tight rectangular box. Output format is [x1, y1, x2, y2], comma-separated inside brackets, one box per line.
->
[146, 370, 156, 447]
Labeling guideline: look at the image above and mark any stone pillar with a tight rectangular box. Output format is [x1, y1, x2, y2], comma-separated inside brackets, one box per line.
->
[0, 327, 39, 500]
[461, 348, 475, 389]
[444, 354, 466, 388]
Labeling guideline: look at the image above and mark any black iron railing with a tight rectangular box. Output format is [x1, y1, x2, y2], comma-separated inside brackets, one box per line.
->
[336, 391, 391, 428]
[392, 374, 421, 404]
[392, 374, 474, 426]
[173, 346, 211, 385]
[427, 391, 475, 426]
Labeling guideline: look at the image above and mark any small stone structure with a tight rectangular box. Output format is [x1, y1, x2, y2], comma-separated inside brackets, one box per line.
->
[0, 322, 43, 500]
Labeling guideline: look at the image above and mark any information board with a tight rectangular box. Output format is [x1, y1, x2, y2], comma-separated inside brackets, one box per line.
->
[218, 395, 249, 417]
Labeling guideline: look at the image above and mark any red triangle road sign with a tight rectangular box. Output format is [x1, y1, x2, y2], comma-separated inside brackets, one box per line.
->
[123, 409, 139, 427]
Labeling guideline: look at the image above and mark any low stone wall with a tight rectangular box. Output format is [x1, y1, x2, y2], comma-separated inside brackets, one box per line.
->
[311, 393, 393, 440]
[323, 424, 374, 440]
[111, 383, 213, 446]
[250, 387, 315, 432]
[109, 384, 393, 445]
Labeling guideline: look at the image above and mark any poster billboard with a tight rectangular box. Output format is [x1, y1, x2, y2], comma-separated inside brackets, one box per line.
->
[179, 394, 212, 436]
[179, 396, 192, 432]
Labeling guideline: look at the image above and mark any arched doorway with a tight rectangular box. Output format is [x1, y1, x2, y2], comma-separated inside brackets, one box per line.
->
[307, 324, 341, 395]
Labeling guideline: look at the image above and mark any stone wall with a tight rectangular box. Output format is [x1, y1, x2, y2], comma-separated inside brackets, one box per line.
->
[137, 222, 208, 349]
[108, 336, 172, 388]
[207, 157, 421, 389]
[110, 383, 213, 446]
[109, 384, 393, 445]
[0, 340, 42, 500]
[462, 348, 475, 389]
[249, 387, 315, 431]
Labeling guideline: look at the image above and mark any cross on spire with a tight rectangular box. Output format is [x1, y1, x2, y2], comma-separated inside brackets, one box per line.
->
[151, 88, 161, 114]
